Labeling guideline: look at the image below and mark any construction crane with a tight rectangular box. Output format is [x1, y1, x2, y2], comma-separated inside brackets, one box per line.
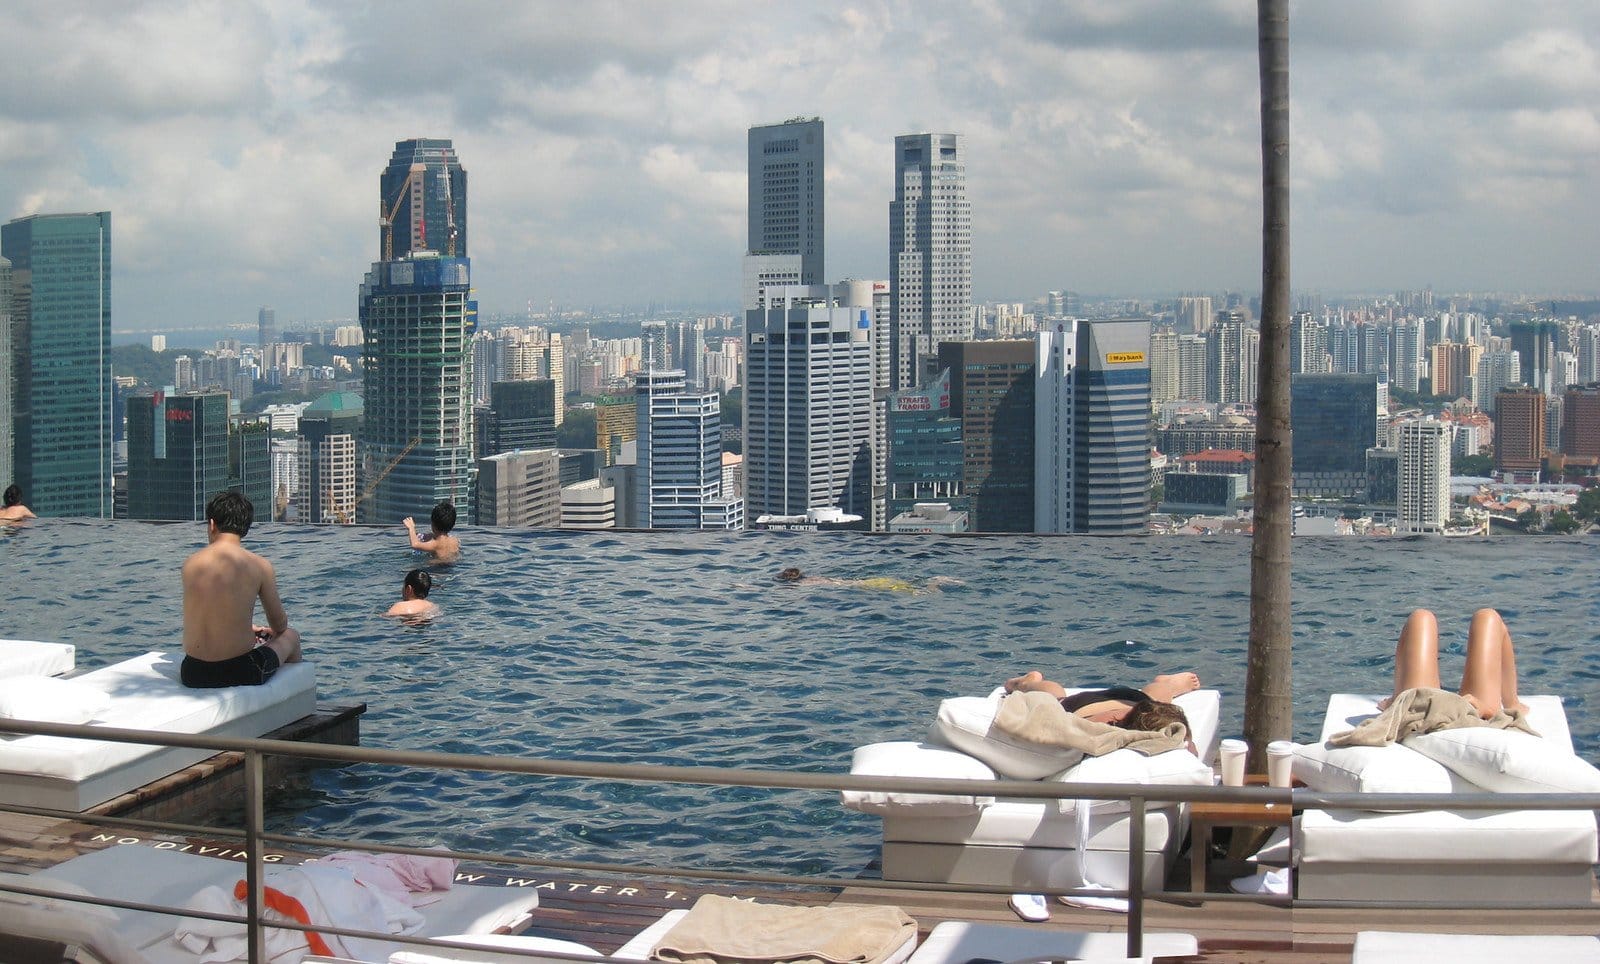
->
[379, 164, 425, 262]
[342, 437, 420, 523]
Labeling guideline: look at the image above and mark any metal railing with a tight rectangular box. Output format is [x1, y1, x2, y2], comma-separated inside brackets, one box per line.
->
[0, 718, 1595, 961]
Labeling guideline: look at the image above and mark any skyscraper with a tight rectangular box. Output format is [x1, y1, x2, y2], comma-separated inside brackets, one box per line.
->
[1, 212, 113, 517]
[379, 138, 468, 261]
[938, 340, 1033, 532]
[1509, 321, 1557, 394]
[634, 369, 741, 529]
[1176, 296, 1213, 336]
[1389, 318, 1424, 393]
[126, 391, 230, 520]
[477, 448, 562, 527]
[357, 254, 475, 523]
[0, 256, 11, 487]
[1398, 419, 1451, 533]
[745, 117, 823, 308]
[1206, 310, 1254, 405]
[1035, 319, 1153, 534]
[480, 379, 557, 457]
[1290, 373, 1379, 498]
[743, 285, 874, 519]
[890, 133, 971, 392]
[1561, 383, 1600, 460]
[258, 306, 276, 348]
[1494, 386, 1545, 479]
[885, 369, 966, 521]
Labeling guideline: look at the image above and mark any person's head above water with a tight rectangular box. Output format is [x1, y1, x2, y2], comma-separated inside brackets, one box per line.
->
[3, 485, 22, 508]
[776, 567, 804, 582]
[403, 569, 432, 600]
[206, 491, 254, 538]
[430, 501, 457, 534]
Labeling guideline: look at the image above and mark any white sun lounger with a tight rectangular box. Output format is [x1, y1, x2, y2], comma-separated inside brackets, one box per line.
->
[0, 638, 74, 678]
[1295, 693, 1600, 902]
[904, 920, 1197, 963]
[0, 844, 542, 964]
[0, 651, 316, 812]
[1352, 930, 1600, 963]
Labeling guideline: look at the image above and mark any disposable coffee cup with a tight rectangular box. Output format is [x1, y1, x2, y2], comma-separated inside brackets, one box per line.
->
[1266, 740, 1296, 788]
[1219, 738, 1248, 787]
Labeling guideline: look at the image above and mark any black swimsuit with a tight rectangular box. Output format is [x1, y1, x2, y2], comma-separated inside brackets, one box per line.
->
[181, 646, 280, 688]
[1060, 686, 1152, 714]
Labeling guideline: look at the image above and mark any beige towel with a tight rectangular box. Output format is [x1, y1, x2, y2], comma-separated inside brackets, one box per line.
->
[991, 690, 1187, 757]
[650, 894, 916, 964]
[1328, 687, 1538, 747]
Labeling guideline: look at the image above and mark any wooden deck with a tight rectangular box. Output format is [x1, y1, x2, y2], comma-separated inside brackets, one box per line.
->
[3, 746, 1598, 963]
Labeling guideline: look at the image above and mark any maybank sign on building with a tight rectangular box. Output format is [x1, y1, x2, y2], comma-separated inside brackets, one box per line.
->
[1106, 351, 1146, 364]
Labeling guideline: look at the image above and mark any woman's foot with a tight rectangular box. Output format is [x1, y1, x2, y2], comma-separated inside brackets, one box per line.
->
[1146, 672, 1201, 701]
[1005, 670, 1044, 693]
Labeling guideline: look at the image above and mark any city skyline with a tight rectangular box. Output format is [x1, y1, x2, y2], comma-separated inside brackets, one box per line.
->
[1, 2, 1597, 331]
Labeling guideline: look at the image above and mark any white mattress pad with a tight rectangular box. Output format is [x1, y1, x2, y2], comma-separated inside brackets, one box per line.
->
[0, 639, 75, 679]
[0, 651, 316, 782]
[885, 803, 1179, 851]
[1319, 693, 1573, 752]
[1297, 805, 1598, 863]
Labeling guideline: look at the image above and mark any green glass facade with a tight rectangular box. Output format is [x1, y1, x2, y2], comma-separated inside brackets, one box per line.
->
[357, 255, 475, 523]
[1, 213, 113, 517]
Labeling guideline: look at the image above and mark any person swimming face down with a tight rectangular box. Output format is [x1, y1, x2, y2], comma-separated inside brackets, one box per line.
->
[776, 567, 804, 582]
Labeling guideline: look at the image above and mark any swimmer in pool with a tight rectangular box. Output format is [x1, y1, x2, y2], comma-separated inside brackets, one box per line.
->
[0, 484, 36, 523]
[385, 569, 440, 619]
[773, 568, 962, 593]
[403, 501, 460, 563]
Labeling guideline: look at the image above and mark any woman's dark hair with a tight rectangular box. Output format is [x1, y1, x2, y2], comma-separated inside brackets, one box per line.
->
[2, 485, 20, 507]
[205, 491, 254, 537]
[776, 567, 803, 582]
[404, 569, 432, 599]
[430, 501, 457, 534]
[1118, 700, 1190, 738]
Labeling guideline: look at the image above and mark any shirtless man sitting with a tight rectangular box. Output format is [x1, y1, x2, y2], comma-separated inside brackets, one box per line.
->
[180, 491, 302, 688]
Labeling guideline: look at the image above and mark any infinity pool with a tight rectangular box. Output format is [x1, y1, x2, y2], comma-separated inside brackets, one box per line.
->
[2, 521, 1595, 875]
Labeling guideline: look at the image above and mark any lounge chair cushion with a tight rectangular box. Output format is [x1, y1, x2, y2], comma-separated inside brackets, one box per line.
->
[0, 639, 74, 679]
[930, 692, 1082, 779]
[842, 742, 997, 815]
[0, 871, 119, 921]
[1049, 746, 1213, 813]
[1352, 930, 1600, 963]
[1406, 725, 1600, 794]
[388, 933, 603, 964]
[0, 675, 110, 725]
[1293, 740, 1475, 795]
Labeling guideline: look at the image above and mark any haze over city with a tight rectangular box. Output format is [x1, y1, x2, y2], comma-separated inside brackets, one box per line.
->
[2, 0, 1597, 331]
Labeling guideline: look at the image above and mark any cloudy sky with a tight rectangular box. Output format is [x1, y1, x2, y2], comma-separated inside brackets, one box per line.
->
[2, 1, 1596, 331]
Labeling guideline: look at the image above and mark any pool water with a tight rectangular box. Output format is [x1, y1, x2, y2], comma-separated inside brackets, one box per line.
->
[2, 521, 1596, 876]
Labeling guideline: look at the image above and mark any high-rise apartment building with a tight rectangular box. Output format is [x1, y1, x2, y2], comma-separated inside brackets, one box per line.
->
[1494, 386, 1545, 478]
[1035, 319, 1152, 534]
[1474, 350, 1521, 412]
[1149, 330, 1179, 407]
[634, 370, 741, 529]
[1290, 373, 1380, 498]
[1560, 383, 1600, 459]
[938, 340, 1033, 532]
[745, 117, 823, 309]
[379, 138, 467, 260]
[1398, 419, 1451, 533]
[356, 254, 475, 523]
[595, 394, 637, 466]
[743, 285, 874, 519]
[1577, 326, 1600, 385]
[890, 133, 971, 392]
[1389, 319, 1424, 393]
[258, 306, 276, 347]
[1, 212, 113, 517]
[1290, 311, 1324, 375]
[1510, 321, 1557, 394]
[1176, 296, 1214, 336]
[476, 448, 562, 527]
[296, 391, 361, 524]
[1176, 334, 1208, 402]
[1206, 311, 1256, 404]
[1431, 341, 1483, 400]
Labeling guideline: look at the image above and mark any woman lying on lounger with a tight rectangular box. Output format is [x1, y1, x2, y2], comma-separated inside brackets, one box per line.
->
[1003, 670, 1199, 744]
[1381, 607, 1529, 719]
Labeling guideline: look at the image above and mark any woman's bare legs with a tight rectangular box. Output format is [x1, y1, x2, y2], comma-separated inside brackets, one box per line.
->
[1459, 607, 1529, 718]
[1004, 670, 1067, 699]
[1382, 609, 1443, 709]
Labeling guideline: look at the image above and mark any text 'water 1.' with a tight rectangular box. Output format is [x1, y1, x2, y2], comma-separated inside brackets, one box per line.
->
[2, 521, 1596, 876]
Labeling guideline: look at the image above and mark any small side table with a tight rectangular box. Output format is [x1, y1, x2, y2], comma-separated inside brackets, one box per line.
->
[1189, 774, 1292, 893]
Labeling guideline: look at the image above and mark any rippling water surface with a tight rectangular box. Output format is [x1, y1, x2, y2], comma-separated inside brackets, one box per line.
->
[2, 521, 1596, 876]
